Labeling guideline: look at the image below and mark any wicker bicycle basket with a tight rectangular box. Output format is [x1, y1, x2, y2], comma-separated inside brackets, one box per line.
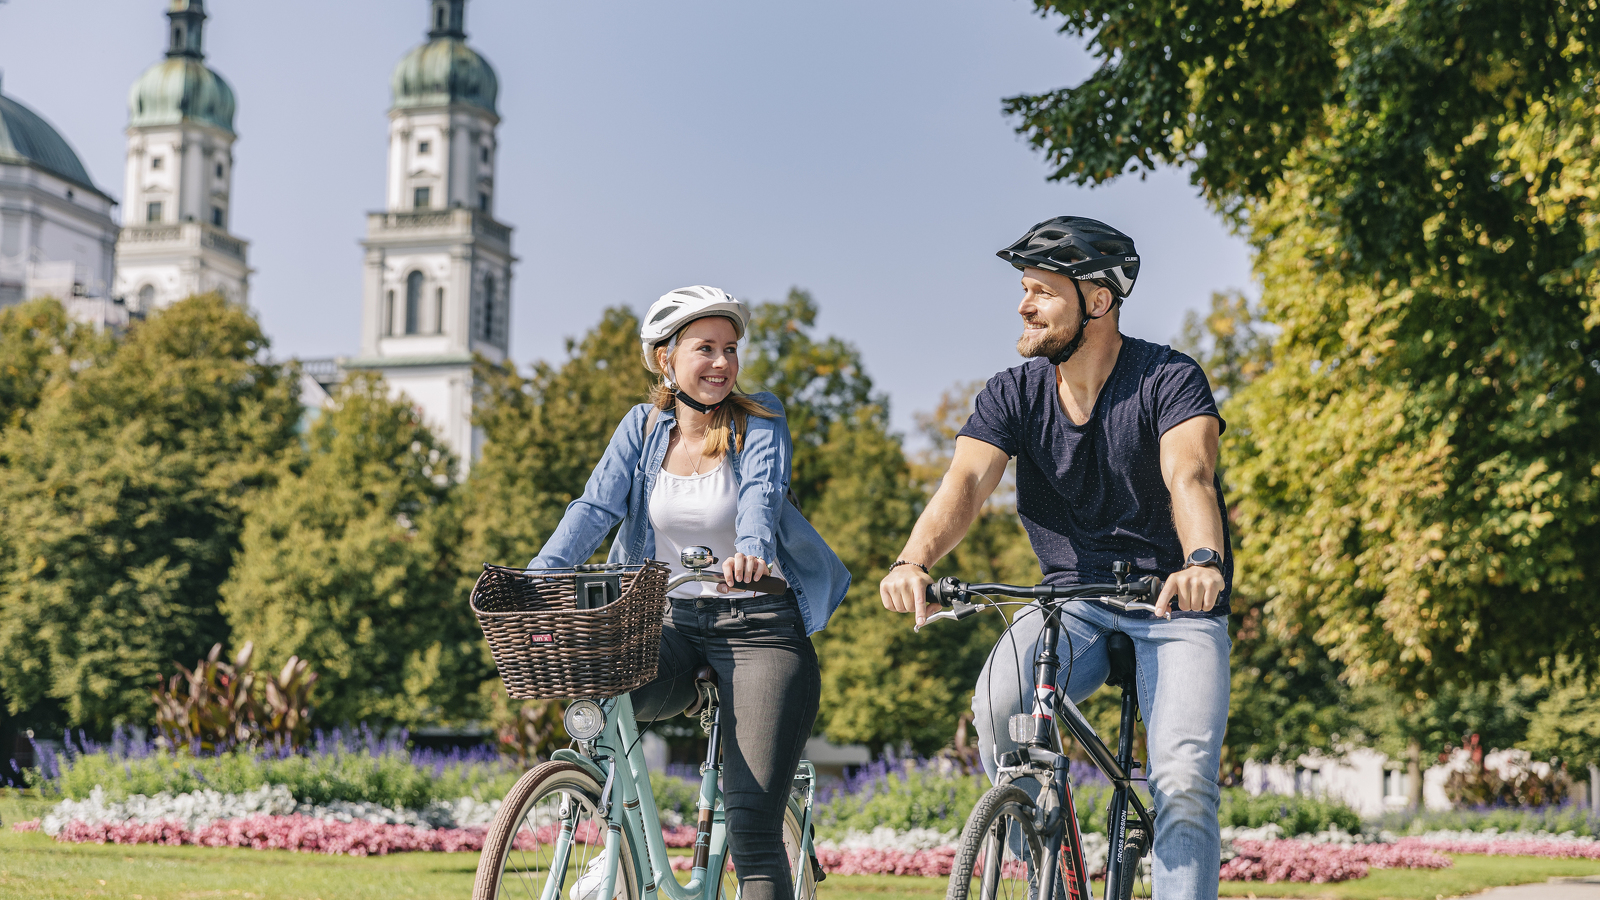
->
[470, 561, 670, 700]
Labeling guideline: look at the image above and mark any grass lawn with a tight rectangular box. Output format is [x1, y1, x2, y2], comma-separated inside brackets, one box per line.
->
[6, 795, 1600, 900]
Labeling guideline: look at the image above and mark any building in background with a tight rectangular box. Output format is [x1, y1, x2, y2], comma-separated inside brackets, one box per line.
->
[0, 74, 120, 323]
[113, 0, 250, 314]
[343, 0, 516, 466]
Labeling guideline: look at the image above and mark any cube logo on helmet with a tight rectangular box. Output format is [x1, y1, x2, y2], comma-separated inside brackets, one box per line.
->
[997, 216, 1141, 300]
[638, 286, 752, 376]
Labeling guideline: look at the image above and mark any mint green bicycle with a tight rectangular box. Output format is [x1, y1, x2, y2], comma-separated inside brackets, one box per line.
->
[469, 549, 821, 900]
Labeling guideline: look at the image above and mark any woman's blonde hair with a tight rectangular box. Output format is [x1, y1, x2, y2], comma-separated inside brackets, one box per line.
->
[650, 335, 775, 456]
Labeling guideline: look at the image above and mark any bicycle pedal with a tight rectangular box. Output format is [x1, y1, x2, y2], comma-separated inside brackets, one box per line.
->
[809, 851, 827, 883]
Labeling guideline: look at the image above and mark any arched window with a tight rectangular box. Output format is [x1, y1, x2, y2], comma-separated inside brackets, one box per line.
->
[138, 285, 155, 310]
[435, 287, 445, 334]
[482, 274, 496, 341]
[405, 271, 423, 335]
[385, 290, 396, 335]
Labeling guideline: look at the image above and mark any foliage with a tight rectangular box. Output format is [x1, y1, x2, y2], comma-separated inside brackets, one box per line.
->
[1010, 0, 1600, 742]
[221, 373, 475, 728]
[739, 288, 877, 506]
[0, 297, 106, 434]
[1520, 659, 1600, 766]
[1174, 291, 1275, 404]
[149, 643, 317, 754]
[463, 306, 654, 574]
[32, 729, 521, 808]
[0, 295, 300, 730]
[490, 698, 566, 769]
[648, 771, 703, 823]
[813, 760, 989, 835]
[1378, 803, 1600, 838]
[1217, 790, 1362, 836]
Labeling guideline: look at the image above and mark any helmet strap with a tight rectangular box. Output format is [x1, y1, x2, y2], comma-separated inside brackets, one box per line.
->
[1048, 280, 1100, 366]
[674, 390, 722, 416]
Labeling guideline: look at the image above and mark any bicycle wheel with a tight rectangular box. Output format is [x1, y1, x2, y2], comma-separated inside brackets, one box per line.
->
[1111, 824, 1151, 900]
[946, 785, 1046, 900]
[711, 800, 817, 900]
[472, 761, 642, 900]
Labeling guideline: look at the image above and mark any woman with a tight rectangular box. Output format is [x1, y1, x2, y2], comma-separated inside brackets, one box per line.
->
[528, 285, 851, 900]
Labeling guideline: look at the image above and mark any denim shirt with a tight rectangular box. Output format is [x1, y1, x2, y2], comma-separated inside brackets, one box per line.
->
[527, 392, 851, 635]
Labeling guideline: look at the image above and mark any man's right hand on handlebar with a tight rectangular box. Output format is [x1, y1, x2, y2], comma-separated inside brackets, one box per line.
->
[880, 563, 938, 628]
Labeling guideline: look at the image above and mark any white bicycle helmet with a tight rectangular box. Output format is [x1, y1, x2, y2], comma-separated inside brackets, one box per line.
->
[639, 285, 751, 375]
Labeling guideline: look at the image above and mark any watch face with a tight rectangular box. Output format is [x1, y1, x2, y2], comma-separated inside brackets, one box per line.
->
[1187, 548, 1220, 567]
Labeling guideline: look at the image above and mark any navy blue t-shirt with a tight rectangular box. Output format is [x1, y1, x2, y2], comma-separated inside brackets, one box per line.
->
[957, 337, 1232, 617]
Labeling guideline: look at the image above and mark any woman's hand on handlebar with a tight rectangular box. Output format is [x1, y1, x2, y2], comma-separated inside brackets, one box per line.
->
[719, 553, 770, 593]
[1154, 564, 1224, 617]
[880, 564, 937, 628]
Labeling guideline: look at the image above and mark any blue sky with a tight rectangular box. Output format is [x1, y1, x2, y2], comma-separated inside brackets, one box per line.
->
[0, 0, 1254, 437]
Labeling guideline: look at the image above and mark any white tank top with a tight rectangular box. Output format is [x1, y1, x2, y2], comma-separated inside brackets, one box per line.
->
[648, 458, 763, 599]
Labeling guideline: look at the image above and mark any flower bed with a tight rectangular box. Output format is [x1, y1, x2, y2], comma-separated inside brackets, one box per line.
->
[1220, 839, 1452, 883]
[1399, 833, 1600, 860]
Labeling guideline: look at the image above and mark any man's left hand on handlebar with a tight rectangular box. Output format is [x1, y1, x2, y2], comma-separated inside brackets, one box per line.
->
[1153, 564, 1224, 618]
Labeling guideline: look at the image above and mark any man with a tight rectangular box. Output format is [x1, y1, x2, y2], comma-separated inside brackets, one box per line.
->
[880, 216, 1232, 899]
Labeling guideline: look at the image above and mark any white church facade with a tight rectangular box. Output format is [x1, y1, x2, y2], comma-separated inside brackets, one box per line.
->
[0, 0, 511, 467]
[0, 76, 120, 323]
[113, 0, 251, 313]
[345, 0, 516, 463]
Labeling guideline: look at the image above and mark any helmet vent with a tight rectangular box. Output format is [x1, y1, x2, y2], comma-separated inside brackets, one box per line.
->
[649, 305, 681, 324]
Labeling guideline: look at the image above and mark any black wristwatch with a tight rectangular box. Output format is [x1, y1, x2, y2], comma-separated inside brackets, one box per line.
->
[1183, 548, 1223, 570]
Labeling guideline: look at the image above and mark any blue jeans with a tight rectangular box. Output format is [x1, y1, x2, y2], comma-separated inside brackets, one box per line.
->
[972, 603, 1231, 900]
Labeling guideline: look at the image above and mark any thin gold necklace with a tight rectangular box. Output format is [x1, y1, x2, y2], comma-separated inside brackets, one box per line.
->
[679, 423, 709, 474]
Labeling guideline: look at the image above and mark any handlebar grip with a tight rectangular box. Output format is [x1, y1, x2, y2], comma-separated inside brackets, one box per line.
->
[731, 575, 790, 595]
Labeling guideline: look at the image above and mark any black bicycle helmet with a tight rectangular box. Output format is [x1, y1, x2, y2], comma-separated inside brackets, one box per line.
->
[997, 216, 1141, 299]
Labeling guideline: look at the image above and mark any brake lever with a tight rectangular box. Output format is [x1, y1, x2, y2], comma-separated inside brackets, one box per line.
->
[914, 598, 986, 632]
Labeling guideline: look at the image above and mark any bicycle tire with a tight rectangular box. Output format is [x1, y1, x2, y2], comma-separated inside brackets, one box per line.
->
[472, 761, 643, 900]
[946, 784, 1046, 900]
[711, 800, 817, 900]
[1113, 825, 1151, 900]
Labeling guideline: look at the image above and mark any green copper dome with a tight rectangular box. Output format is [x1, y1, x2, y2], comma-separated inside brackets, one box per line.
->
[392, 39, 499, 116]
[391, 1, 498, 116]
[128, 0, 235, 134]
[0, 85, 104, 194]
[128, 58, 236, 133]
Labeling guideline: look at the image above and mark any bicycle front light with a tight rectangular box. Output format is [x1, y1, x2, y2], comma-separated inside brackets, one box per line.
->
[564, 700, 606, 741]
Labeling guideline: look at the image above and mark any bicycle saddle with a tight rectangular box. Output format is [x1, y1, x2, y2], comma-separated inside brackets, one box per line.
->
[1104, 632, 1137, 690]
[693, 665, 718, 687]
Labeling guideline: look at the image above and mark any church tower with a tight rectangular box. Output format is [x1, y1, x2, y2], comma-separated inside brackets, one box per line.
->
[113, 0, 250, 312]
[349, 0, 514, 465]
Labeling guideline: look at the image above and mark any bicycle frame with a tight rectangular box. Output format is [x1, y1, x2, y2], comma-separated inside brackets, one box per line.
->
[1028, 604, 1154, 900]
[549, 690, 818, 900]
[943, 579, 1159, 900]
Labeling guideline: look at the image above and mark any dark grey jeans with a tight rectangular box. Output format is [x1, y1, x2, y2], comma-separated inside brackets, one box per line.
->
[630, 590, 820, 900]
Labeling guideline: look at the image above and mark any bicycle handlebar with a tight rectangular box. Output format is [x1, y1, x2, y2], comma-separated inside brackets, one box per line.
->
[665, 571, 791, 595]
[914, 574, 1165, 631]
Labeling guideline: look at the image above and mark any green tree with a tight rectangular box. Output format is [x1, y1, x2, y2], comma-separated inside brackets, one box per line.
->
[814, 379, 1039, 755]
[1009, 0, 1600, 800]
[222, 373, 474, 727]
[0, 295, 299, 729]
[1522, 661, 1600, 769]
[462, 306, 655, 575]
[739, 289, 876, 506]
[0, 298, 106, 433]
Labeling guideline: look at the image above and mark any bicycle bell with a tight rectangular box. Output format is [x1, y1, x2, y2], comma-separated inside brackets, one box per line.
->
[681, 546, 716, 573]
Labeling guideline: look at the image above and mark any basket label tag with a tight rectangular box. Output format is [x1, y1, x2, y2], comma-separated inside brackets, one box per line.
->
[527, 633, 555, 645]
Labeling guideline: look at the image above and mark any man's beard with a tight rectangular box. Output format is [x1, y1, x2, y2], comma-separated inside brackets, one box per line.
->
[1017, 318, 1087, 365]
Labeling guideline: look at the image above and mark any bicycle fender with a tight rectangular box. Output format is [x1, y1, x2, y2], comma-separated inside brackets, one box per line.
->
[551, 748, 608, 784]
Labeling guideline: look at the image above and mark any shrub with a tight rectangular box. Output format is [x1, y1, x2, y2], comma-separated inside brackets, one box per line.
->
[150, 643, 317, 754]
[1218, 790, 1362, 835]
[814, 758, 989, 835]
[31, 728, 522, 808]
[1378, 803, 1600, 837]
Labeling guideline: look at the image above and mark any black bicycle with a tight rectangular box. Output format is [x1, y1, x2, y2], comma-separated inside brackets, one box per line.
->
[918, 561, 1159, 900]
